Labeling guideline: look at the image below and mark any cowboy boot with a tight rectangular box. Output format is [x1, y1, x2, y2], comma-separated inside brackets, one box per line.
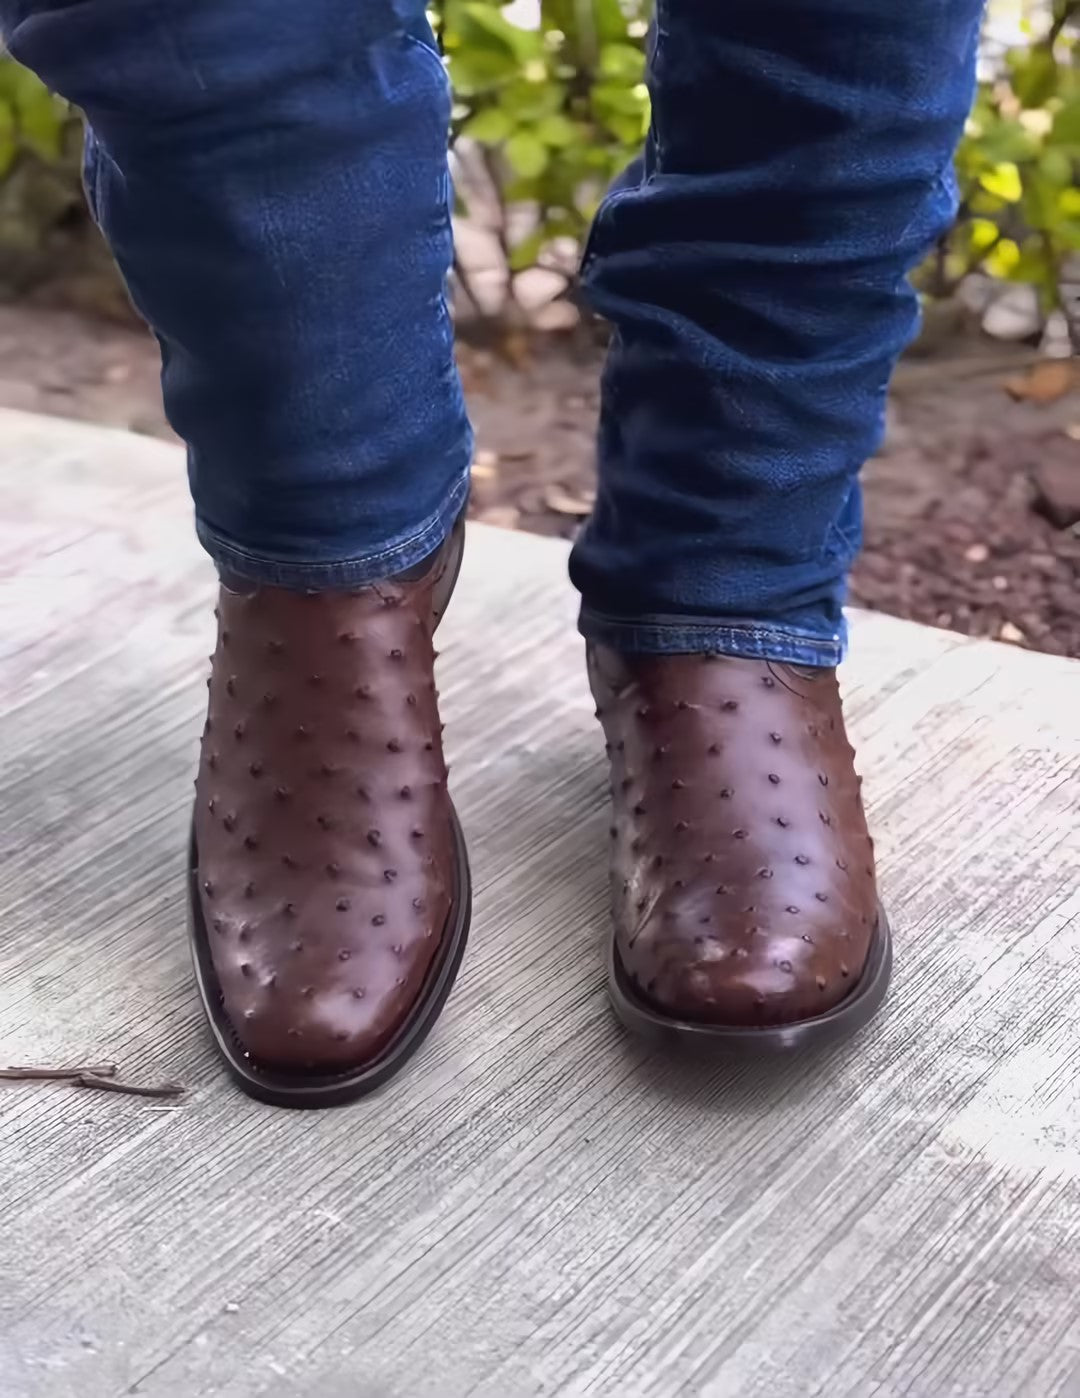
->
[188, 518, 470, 1105]
[590, 647, 891, 1051]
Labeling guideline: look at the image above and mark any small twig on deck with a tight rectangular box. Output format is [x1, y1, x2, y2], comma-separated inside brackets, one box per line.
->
[2, 1062, 186, 1100]
[76, 1073, 186, 1100]
[1, 1063, 118, 1081]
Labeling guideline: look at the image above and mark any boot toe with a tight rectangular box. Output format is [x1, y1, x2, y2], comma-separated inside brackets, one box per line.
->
[628, 905, 866, 1027]
[221, 976, 417, 1073]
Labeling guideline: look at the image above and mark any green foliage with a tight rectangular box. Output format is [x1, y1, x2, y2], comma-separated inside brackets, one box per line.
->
[0, 0, 1077, 335]
[932, 0, 1080, 329]
[0, 58, 70, 174]
[436, 0, 651, 280]
[0, 61, 92, 301]
[439, 0, 1080, 326]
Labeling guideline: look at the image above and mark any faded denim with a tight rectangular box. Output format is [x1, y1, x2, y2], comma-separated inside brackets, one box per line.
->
[572, 0, 984, 663]
[3, 0, 983, 662]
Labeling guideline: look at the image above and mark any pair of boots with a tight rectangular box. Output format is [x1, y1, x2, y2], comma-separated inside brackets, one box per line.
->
[190, 522, 891, 1107]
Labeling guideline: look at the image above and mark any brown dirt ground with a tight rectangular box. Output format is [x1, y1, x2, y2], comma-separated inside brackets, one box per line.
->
[1, 304, 1077, 658]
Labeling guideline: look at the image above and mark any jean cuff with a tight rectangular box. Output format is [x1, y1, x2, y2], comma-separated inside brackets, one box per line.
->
[579, 606, 846, 668]
[195, 468, 472, 589]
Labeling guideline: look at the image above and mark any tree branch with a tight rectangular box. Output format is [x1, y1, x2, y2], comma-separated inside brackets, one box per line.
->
[1048, 0, 1079, 47]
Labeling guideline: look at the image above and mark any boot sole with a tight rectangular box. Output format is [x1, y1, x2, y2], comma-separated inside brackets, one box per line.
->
[187, 807, 471, 1108]
[607, 903, 892, 1054]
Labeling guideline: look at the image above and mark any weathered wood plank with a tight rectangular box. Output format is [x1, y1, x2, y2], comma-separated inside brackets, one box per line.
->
[0, 407, 1078, 1398]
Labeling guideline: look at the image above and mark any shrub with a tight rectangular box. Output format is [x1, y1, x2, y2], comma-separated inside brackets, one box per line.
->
[0, 0, 1076, 339]
[437, 0, 650, 309]
[925, 0, 1080, 346]
[0, 56, 85, 299]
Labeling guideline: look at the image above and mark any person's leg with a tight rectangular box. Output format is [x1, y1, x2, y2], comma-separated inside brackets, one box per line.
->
[579, 0, 983, 1044]
[3, 0, 472, 1102]
[5, 0, 470, 583]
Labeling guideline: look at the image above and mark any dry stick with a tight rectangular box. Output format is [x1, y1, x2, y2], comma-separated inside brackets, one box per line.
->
[452, 252, 489, 323]
[1, 1063, 118, 1081]
[76, 1073, 186, 1100]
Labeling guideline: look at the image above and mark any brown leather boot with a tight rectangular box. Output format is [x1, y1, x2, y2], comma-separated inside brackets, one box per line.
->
[188, 519, 469, 1105]
[589, 645, 891, 1051]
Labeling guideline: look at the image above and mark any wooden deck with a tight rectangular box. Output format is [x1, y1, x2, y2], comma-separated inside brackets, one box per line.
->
[1, 406, 1079, 1398]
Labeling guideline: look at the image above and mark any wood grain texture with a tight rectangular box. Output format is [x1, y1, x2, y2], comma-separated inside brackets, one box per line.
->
[1, 406, 1078, 1398]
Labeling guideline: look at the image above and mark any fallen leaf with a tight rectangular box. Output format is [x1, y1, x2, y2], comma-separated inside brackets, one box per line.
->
[964, 543, 990, 563]
[999, 621, 1026, 644]
[472, 449, 499, 480]
[543, 483, 596, 518]
[1004, 359, 1075, 404]
[501, 331, 531, 371]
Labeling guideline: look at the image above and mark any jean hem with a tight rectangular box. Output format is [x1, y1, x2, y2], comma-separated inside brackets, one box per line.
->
[195, 468, 471, 588]
[579, 607, 845, 667]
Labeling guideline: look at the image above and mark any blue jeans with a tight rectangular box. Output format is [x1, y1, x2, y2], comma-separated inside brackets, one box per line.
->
[3, 0, 982, 665]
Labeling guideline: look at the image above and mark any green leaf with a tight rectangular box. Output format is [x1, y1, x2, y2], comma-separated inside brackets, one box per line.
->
[1009, 241, 1058, 305]
[15, 81, 65, 162]
[509, 227, 547, 272]
[1009, 45, 1059, 108]
[592, 81, 650, 144]
[498, 76, 565, 121]
[1039, 148, 1074, 185]
[1050, 97, 1080, 149]
[461, 106, 515, 143]
[506, 130, 549, 178]
[599, 42, 646, 82]
[0, 99, 16, 179]
[448, 47, 519, 94]
[461, 3, 541, 62]
[1022, 173, 1057, 231]
[592, 0, 635, 43]
[968, 187, 1007, 217]
[967, 113, 1037, 165]
[501, 175, 542, 203]
[541, 0, 631, 52]
[984, 238, 1021, 278]
[968, 217, 1001, 254]
[542, 209, 587, 239]
[979, 161, 1023, 202]
[536, 113, 577, 147]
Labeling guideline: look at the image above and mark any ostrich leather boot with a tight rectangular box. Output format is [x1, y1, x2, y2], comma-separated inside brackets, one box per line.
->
[188, 517, 470, 1106]
[589, 646, 891, 1052]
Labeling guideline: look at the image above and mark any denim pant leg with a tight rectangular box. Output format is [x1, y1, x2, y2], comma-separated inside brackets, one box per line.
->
[2, 0, 472, 587]
[572, 0, 984, 665]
